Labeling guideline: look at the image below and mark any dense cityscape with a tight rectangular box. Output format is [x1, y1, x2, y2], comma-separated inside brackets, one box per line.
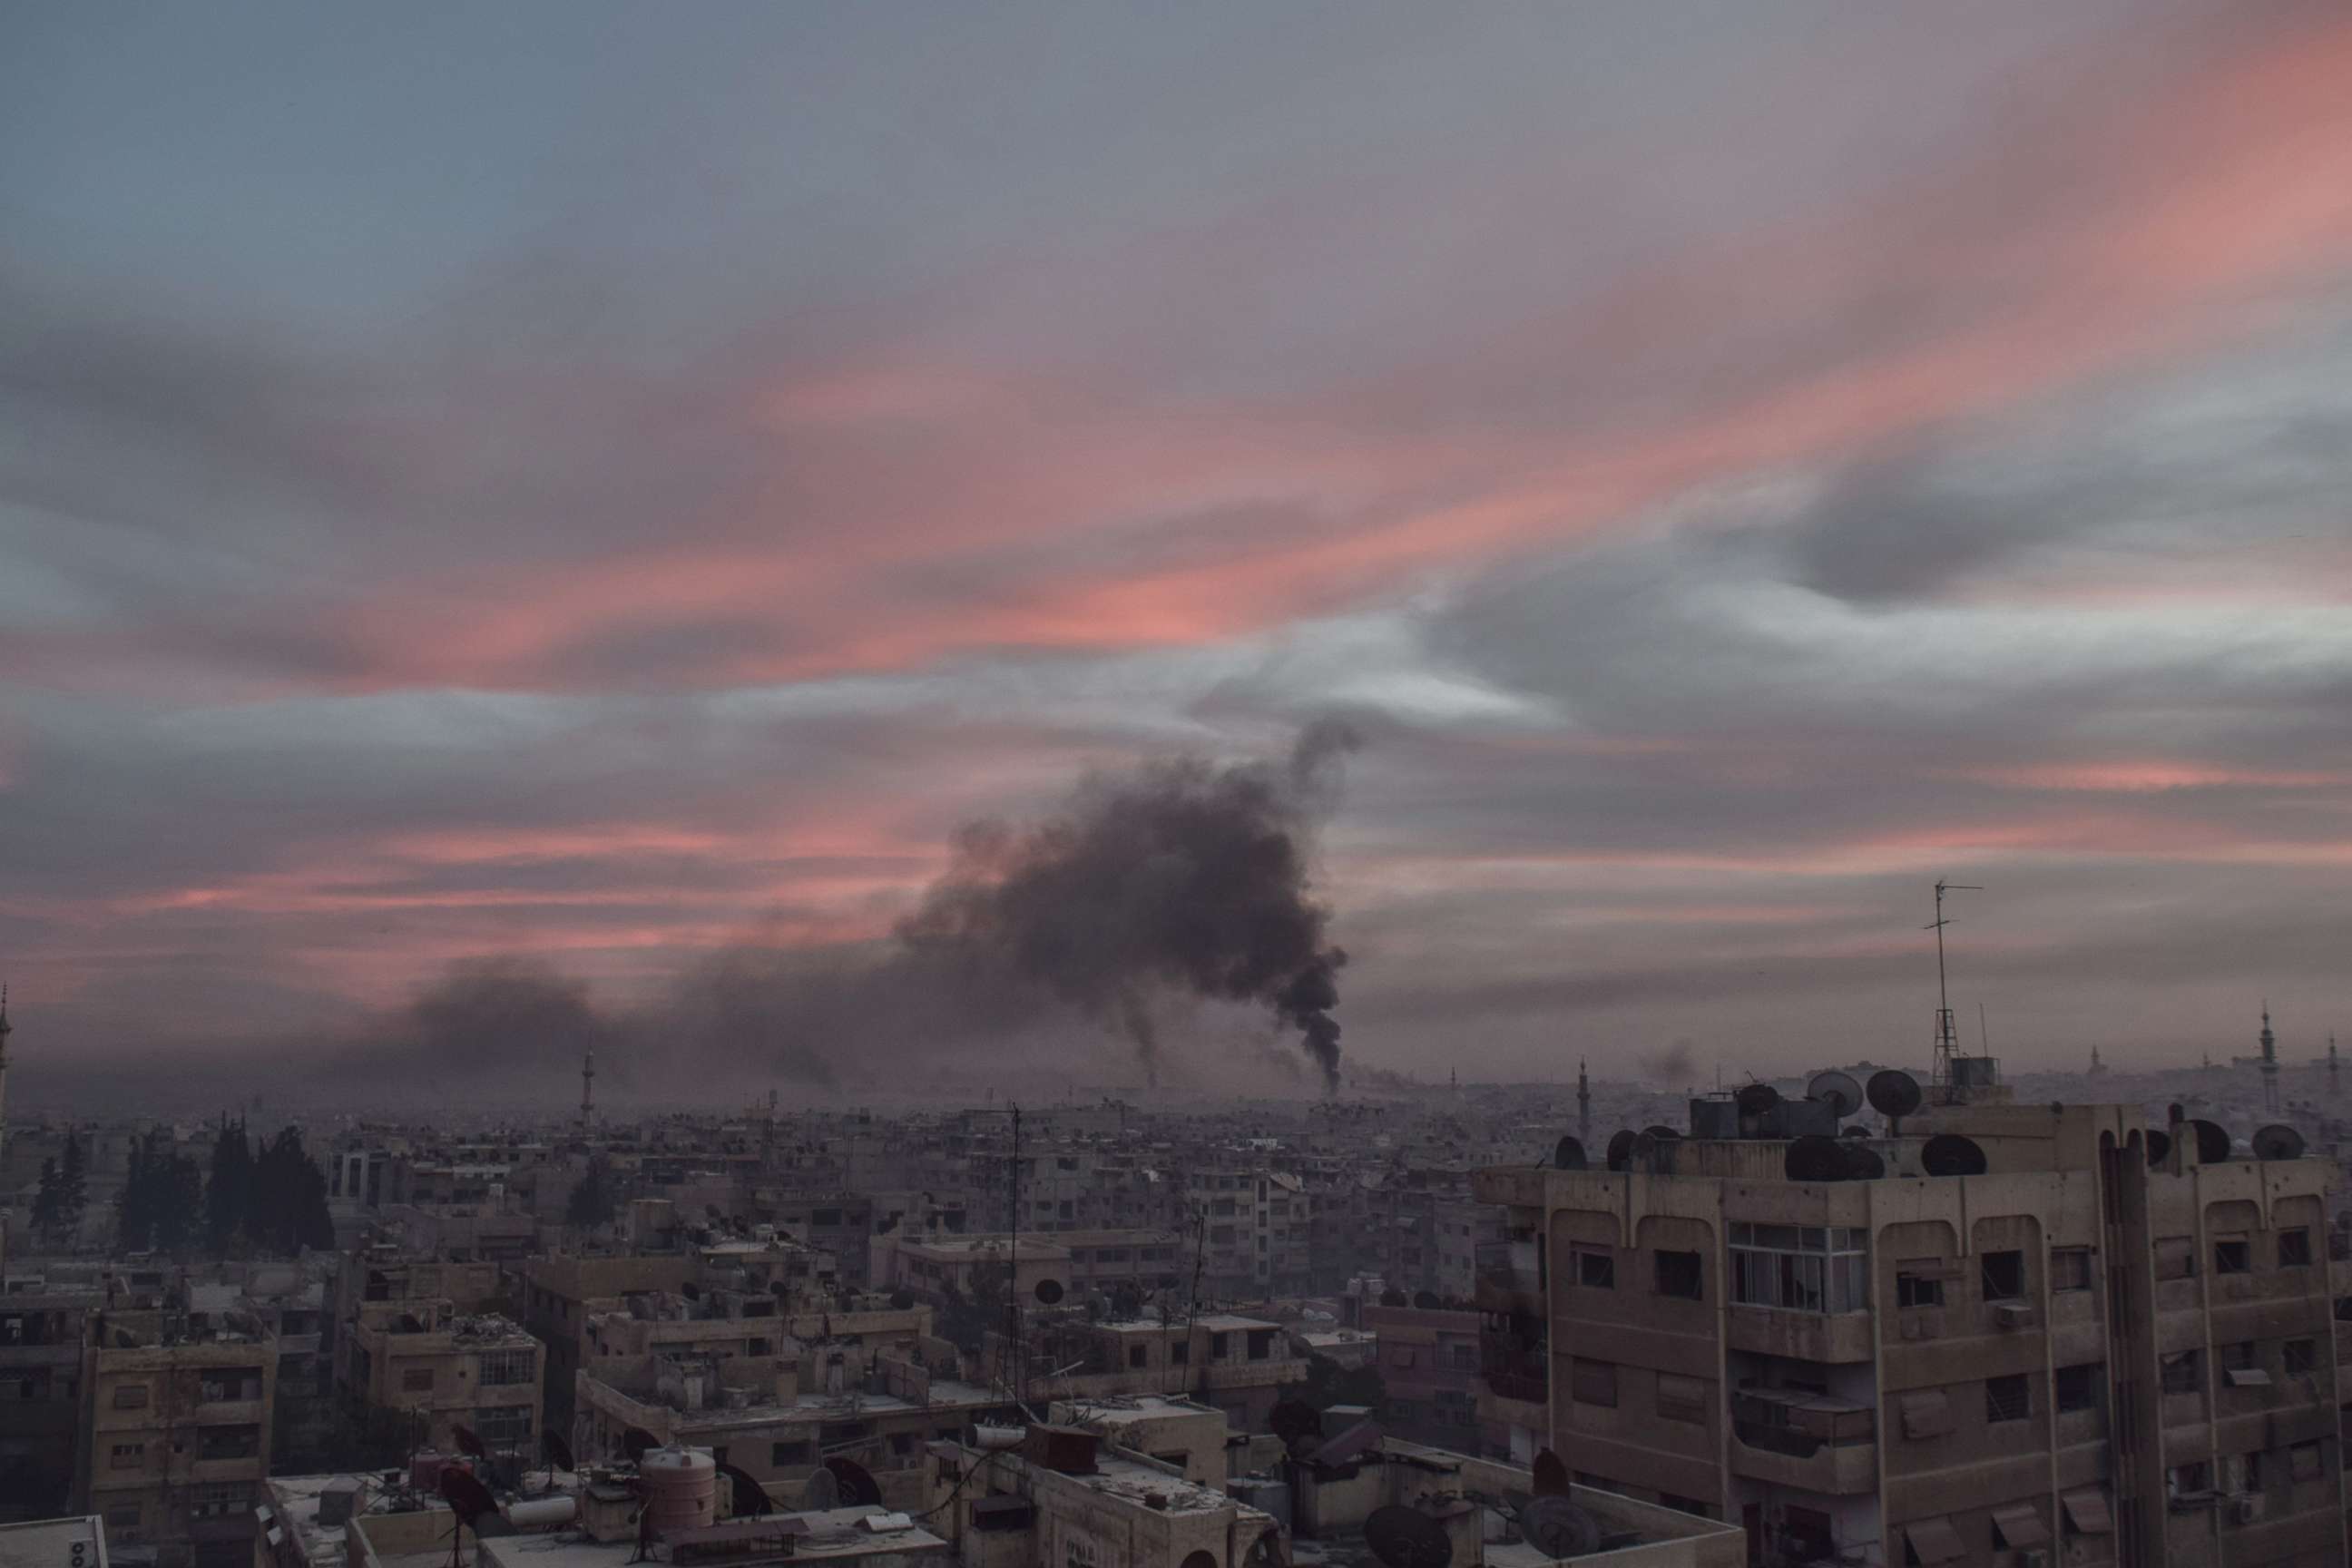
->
[0, 984, 2345, 1566]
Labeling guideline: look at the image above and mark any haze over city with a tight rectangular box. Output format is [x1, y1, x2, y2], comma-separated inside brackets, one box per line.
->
[7, 2, 2352, 1103]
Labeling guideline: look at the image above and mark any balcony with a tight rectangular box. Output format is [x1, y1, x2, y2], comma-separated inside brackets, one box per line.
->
[1730, 1394, 1877, 1495]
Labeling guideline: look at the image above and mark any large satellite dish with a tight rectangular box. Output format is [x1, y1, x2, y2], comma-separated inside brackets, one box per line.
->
[801, 1467, 840, 1510]
[1604, 1131, 1636, 1172]
[1034, 1279, 1065, 1305]
[1783, 1135, 1847, 1183]
[2253, 1124, 2307, 1161]
[1520, 1497, 1601, 1559]
[621, 1427, 659, 1465]
[1806, 1071, 1863, 1119]
[1531, 1448, 1570, 1499]
[1734, 1083, 1779, 1116]
[2189, 1120, 2232, 1163]
[1551, 1135, 1587, 1171]
[1840, 1143, 1886, 1181]
[1365, 1507, 1453, 1568]
[2144, 1129, 2171, 1166]
[825, 1456, 882, 1508]
[543, 1432, 576, 1473]
[1866, 1071, 1922, 1121]
[1920, 1134, 1987, 1177]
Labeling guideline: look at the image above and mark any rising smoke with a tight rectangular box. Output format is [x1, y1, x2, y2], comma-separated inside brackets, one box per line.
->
[365, 723, 1360, 1097]
[1639, 1037, 1699, 1085]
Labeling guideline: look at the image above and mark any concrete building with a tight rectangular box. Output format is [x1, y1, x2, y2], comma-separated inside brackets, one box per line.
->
[868, 1230, 1184, 1308]
[1359, 1304, 1487, 1455]
[340, 1304, 544, 1459]
[0, 1289, 96, 1521]
[516, 1254, 698, 1443]
[986, 1313, 1309, 1433]
[75, 1312, 274, 1568]
[1475, 1081, 2349, 1565]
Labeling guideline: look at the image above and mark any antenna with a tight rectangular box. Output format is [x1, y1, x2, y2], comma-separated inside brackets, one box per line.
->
[1926, 880, 1982, 1092]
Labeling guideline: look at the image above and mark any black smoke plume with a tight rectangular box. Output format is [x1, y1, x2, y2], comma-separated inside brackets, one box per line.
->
[898, 720, 1358, 1090]
[332, 724, 1358, 1101]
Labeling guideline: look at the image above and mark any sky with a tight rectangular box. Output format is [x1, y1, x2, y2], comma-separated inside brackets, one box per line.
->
[5, 2, 2352, 1100]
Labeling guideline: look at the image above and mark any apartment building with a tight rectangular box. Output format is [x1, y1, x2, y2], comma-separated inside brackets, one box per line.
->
[867, 1229, 1183, 1308]
[74, 1313, 274, 1568]
[1475, 1077, 2347, 1566]
[1182, 1169, 1311, 1298]
[1360, 1303, 1487, 1454]
[516, 1253, 698, 1441]
[986, 1311, 1309, 1431]
[340, 1303, 544, 1458]
[0, 1289, 96, 1521]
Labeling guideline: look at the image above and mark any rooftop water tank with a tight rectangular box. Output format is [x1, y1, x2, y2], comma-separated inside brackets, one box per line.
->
[641, 1446, 719, 1537]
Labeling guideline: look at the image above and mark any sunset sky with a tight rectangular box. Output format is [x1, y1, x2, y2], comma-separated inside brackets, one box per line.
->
[5, 3, 2351, 1094]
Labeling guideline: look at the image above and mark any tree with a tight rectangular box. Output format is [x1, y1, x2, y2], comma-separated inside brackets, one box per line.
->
[1301, 1352, 1387, 1415]
[565, 1160, 617, 1230]
[205, 1118, 253, 1252]
[249, 1129, 334, 1253]
[30, 1159, 62, 1250]
[55, 1134, 85, 1242]
[117, 1135, 152, 1251]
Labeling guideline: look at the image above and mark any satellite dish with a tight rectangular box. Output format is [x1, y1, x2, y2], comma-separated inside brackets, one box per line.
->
[826, 1456, 882, 1507]
[452, 1424, 488, 1459]
[1531, 1448, 1570, 1499]
[1920, 1134, 1987, 1177]
[2253, 1124, 2307, 1161]
[681, 1281, 702, 1300]
[1519, 1497, 1601, 1559]
[2189, 1120, 2232, 1163]
[2145, 1129, 2171, 1166]
[1840, 1143, 1886, 1181]
[801, 1466, 840, 1510]
[621, 1426, 658, 1465]
[1866, 1071, 1922, 1121]
[543, 1432, 575, 1473]
[1551, 1135, 1587, 1171]
[1604, 1131, 1636, 1172]
[1034, 1279, 1064, 1305]
[1806, 1071, 1863, 1119]
[717, 1461, 773, 1517]
[1269, 1399, 1323, 1450]
[1734, 1083, 1779, 1116]
[1365, 1506, 1454, 1568]
[1784, 1135, 1847, 1183]
[438, 1467, 511, 1535]
[1642, 1124, 1681, 1141]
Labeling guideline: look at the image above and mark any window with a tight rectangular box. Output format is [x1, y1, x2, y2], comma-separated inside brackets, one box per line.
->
[2278, 1229, 2313, 1267]
[1129, 1345, 1147, 1369]
[1656, 1374, 1707, 1424]
[1170, 1341, 1189, 1366]
[2055, 1364, 2099, 1413]
[475, 1406, 531, 1446]
[2052, 1248, 2093, 1291]
[2169, 1461, 2211, 1499]
[1653, 1250, 1702, 1300]
[197, 1426, 260, 1461]
[1985, 1374, 2031, 1423]
[810, 1209, 842, 1228]
[1569, 1359, 1617, 1407]
[1573, 1246, 1615, 1289]
[112, 1384, 149, 1410]
[770, 1441, 813, 1467]
[2215, 1239, 2250, 1275]
[1980, 1250, 2025, 1301]
[749, 1338, 771, 1357]
[2291, 1441, 2324, 1482]
[1210, 1333, 1230, 1359]
[2284, 1338, 2317, 1376]
[1729, 1224, 1868, 1314]
[1896, 1269, 1945, 1308]
[402, 1367, 436, 1393]
[2161, 1351, 2200, 1394]
[111, 1443, 143, 1470]
[478, 1349, 534, 1386]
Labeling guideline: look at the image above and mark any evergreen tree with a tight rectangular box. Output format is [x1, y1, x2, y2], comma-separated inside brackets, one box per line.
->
[565, 1160, 617, 1230]
[117, 1136, 152, 1251]
[249, 1129, 335, 1253]
[30, 1158, 61, 1250]
[205, 1118, 253, 1252]
[151, 1147, 203, 1253]
[57, 1133, 85, 1240]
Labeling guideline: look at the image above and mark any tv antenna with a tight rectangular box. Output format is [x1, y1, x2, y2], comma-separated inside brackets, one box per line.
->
[1926, 880, 1981, 1090]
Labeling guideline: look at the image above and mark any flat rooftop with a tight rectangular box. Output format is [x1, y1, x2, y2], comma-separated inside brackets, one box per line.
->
[482, 1508, 945, 1568]
[0, 1517, 107, 1568]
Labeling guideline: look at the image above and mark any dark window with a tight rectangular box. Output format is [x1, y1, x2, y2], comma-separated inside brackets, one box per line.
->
[2335, 1297, 2352, 1322]
[2278, 1229, 2313, 1267]
[749, 1338, 771, 1357]
[2221, 1341, 2258, 1372]
[811, 1210, 843, 1228]
[1248, 1329, 1274, 1361]
[2161, 1351, 2200, 1393]
[1981, 1250, 2025, 1301]
[2055, 1364, 2099, 1413]
[2051, 1248, 2093, 1291]
[1570, 1359, 1617, 1408]
[1574, 1247, 1614, 1289]
[1653, 1250, 1702, 1300]
[1128, 1345, 1147, 1369]
[2215, 1240, 2250, 1275]
[1985, 1374, 2031, 1423]
[2285, 1338, 2317, 1376]
[770, 1441, 813, 1466]
[1170, 1341, 1189, 1366]
[1896, 1270, 1944, 1308]
[1210, 1333, 1230, 1359]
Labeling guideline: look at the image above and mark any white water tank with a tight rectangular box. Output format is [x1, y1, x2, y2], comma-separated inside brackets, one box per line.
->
[640, 1446, 718, 1536]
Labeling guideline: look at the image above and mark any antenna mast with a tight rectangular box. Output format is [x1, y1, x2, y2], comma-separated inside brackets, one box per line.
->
[1927, 880, 1982, 1090]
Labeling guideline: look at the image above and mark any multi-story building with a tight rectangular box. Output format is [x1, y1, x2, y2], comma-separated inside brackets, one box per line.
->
[1181, 1168, 1311, 1298]
[867, 1229, 1184, 1309]
[340, 1303, 544, 1458]
[1475, 1073, 2347, 1566]
[1360, 1303, 1486, 1454]
[74, 1311, 274, 1568]
[516, 1254, 698, 1444]
[0, 1289, 96, 1521]
[985, 1310, 1309, 1432]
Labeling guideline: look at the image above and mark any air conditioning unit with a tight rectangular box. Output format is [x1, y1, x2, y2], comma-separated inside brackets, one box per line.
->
[1994, 1303, 2034, 1330]
[2229, 1496, 2259, 1525]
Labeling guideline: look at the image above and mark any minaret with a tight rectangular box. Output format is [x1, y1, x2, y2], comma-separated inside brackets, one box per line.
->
[2088, 1045, 2105, 1078]
[2259, 1006, 2281, 1118]
[2330, 1035, 2341, 1099]
[1576, 1057, 1592, 1150]
[580, 1046, 595, 1126]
